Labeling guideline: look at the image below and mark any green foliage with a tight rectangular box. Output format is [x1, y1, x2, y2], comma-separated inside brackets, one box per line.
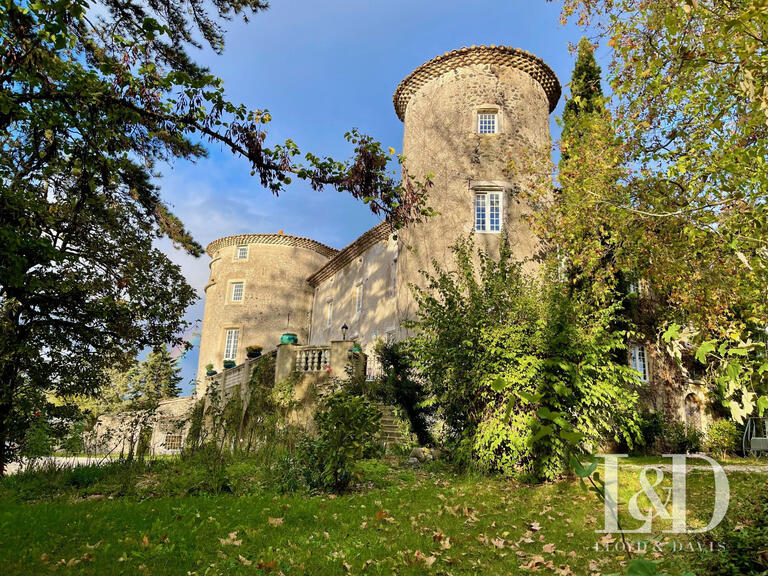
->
[550, 0, 768, 431]
[472, 410, 533, 475]
[136, 347, 184, 400]
[407, 234, 642, 480]
[20, 414, 53, 461]
[705, 419, 741, 456]
[299, 392, 381, 493]
[631, 410, 665, 455]
[663, 421, 703, 454]
[372, 340, 434, 445]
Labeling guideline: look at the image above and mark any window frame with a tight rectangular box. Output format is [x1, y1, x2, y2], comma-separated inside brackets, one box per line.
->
[473, 189, 503, 233]
[223, 328, 240, 361]
[325, 299, 333, 328]
[234, 245, 249, 260]
[164, 433, 182, 451]
[477, 111, 499, 134]
[229, 281, 245, 303]
[354, 282, 363, 315]
[630, 344, 649, 382]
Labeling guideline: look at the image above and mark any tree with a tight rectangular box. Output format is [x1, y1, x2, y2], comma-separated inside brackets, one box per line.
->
[0, 0, 430, 475]
[560, 37, 605, 161]
[136, 347, 183, 400]
[543, 0, 768, 421]
[406, 235, 641, 480]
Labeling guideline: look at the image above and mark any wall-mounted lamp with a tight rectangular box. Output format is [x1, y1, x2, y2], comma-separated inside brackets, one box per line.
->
[341, 323, 349, 341]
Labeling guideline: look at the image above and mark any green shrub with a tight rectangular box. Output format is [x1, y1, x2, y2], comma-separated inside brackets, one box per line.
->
[631, 410, 665, 455]
[299, 392, 381, 493]
[473, 410, 533, 475]
[406, 234, 642, 481]
[705, 419, 741, 456]
[663, 420, 703, 453]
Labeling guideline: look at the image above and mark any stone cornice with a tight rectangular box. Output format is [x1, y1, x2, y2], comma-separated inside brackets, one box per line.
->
[205, 233, 339, 259]
[307, 222, 393, 287]
[393, 45, 561, 121]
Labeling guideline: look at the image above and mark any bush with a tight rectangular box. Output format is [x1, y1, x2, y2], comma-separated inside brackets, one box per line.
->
[705, 419, 741, 456]
[631, 410, 665, 455]
[406, 234, 642, 481]
[663, 420, 703, 453]
[299, 392, 381, 493]
[473, 410, 533, 475]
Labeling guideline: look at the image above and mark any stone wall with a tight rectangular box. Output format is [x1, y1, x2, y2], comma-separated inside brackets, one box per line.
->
[308, 224, 399, 361]
[393, 49, 558, 334]
[196, 234, 335, 392]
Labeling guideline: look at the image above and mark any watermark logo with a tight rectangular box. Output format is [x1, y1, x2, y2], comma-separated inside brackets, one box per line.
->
[599, 454, 729, 534]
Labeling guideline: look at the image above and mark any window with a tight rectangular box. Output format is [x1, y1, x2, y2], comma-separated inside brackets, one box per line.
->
[235, 245, 248, 259]
[478, 112, 498, 134]
[325, 300, 333, 328]
[224, 328, 239, 360]
[474, 191, 502, 232]
[230, 282, 244, 302]
[164, 433, 182, 451]
[630, 344, 649, 382]
[628, 278, 643, 296]
[355, 283, 363, 314]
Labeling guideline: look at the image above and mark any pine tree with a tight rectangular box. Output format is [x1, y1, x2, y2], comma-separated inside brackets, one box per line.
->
[563, 37, 604, 122]
[136, 348, 183, 400]
[560, 38, 605, 166]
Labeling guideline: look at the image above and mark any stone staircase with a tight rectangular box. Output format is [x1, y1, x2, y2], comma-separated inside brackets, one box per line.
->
[378, 405, 407, 446]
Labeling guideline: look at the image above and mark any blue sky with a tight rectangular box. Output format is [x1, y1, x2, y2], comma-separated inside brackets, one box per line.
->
[159, 1, 602, 393]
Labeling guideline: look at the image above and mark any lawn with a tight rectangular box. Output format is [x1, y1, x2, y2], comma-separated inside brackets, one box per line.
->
[0, 456, 764, 575]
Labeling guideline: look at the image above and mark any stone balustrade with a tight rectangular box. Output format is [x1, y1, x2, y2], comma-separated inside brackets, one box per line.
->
[295, 346, 330, 372]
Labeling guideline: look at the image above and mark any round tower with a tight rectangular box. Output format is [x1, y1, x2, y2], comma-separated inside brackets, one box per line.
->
[392, 45, 560, 326]
[196, 233, 337, 390]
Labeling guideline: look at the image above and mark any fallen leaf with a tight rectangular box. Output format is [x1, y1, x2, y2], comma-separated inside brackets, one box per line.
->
[599, 534, 616, 546]
[542, 543, 556, 553]
[238, 555, 252, 566]
[529, 522, 541, 532]
[268, 517, 284, 527]
[491, 538, 505, 549]
[219, 531, 242, 546]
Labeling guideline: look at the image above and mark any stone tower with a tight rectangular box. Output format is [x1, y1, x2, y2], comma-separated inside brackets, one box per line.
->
[392, 46, 561, 328]
[196, 234, 337, 392]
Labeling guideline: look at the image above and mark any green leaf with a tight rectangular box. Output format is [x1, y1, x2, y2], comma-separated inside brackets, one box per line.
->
[695, 341, 716, 364]
[537, 406, 551, 420]
[516, 390, 543, 404]
[560, 429, 585, 445]
[490, 377, 508, 393]
[626, 558, 660, 576]
[662, 323, 680, 343]
[529, 425, 553, 446]
[758, 395, 768, 417]
[569, 455, 598, 478]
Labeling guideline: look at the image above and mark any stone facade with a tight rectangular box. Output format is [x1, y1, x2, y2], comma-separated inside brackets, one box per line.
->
[196, 45, 562, 389]
[196, 234, 336, 392]
[193, 45, 703, 434]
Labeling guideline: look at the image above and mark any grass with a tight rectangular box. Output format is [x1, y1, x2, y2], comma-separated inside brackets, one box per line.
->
[0, 456, 765, 575]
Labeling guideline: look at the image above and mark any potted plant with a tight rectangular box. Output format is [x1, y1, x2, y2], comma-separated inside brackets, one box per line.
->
[205, 363, 217, 376]
[223, 359, 236, 370]
[246, 345, 263, 359]
[280, 333, 298, 345]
